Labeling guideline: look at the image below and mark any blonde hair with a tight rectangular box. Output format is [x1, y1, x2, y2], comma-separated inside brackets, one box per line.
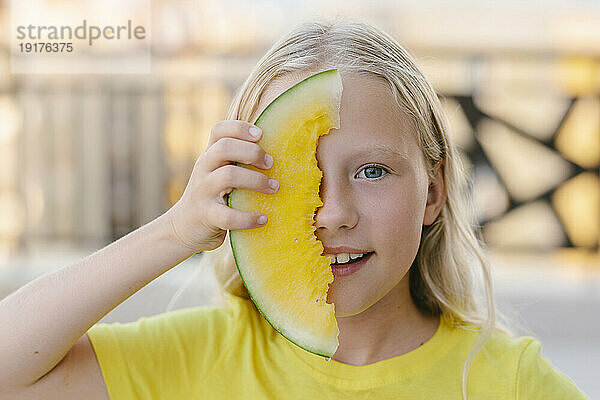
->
[196, 18, 520, 400]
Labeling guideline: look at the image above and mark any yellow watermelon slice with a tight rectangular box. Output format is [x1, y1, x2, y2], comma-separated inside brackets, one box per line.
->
[228, 69, 342, 357]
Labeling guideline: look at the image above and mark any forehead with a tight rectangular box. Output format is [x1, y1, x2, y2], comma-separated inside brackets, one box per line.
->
[253, 70, 400, 121]
[252, 70, 420, 162]
[251, 69, 320, 122]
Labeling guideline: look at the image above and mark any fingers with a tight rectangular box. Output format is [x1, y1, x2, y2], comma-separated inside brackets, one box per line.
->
[202, 137, 274, 173]
[188, 120, 277, 234]
[208, 120, 263, 149]
[208, 165, 279, 205]
[207, 203, 269, 231]
[202, 164, 277, 231]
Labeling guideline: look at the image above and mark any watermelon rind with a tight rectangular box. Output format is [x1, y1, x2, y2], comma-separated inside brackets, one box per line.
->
[227, 69, 342, 357]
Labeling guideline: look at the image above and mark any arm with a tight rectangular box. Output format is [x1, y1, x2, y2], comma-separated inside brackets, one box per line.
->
[0, 212, 194, 394]
[0, 120, 275, 398]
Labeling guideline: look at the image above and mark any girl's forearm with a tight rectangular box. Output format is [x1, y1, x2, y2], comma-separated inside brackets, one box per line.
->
[0, 211, 195, 389]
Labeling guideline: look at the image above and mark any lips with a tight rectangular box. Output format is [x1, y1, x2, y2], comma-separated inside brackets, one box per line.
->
[331, 251, 374, 266]
[321, 246, 371, 256]
[331, 252, 373, 277]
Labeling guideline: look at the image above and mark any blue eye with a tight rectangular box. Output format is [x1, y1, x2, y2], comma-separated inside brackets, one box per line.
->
[356, 165, 388, 180]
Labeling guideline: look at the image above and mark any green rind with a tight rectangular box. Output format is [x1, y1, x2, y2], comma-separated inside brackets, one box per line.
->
[227, 69, 341, 358]
[253, 69, 341, 127]
[231, 246, 331, 358]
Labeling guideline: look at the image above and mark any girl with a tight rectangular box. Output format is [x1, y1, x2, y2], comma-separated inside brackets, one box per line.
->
[0, 19, 589, 400]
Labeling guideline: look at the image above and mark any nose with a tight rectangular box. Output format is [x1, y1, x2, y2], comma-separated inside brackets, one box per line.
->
[313, 176, 358, 233]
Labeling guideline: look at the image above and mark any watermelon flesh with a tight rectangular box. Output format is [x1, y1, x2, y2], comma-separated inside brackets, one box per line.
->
[228, 69, 342, 357]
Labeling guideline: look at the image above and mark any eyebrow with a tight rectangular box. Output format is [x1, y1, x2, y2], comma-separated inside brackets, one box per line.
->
[352, 145, 409, 162]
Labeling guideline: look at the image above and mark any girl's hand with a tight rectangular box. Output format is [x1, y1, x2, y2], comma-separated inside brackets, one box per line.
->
[165, 120, 279, 253]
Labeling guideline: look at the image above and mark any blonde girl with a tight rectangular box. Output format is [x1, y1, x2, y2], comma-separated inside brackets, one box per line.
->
[0, 18, 588, 400]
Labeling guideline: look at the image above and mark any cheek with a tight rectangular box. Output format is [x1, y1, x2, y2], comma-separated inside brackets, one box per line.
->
[365, 181, 426, 258]
[367, 183, 426, 234]
[390, 202, 425, 241]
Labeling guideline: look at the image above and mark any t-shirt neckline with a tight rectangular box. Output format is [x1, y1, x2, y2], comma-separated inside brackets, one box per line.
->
[277, 314, 460, 387]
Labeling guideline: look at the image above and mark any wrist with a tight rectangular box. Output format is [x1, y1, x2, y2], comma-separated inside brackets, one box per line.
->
[167, 209, 199, 253]
[145, 211, 195, 260]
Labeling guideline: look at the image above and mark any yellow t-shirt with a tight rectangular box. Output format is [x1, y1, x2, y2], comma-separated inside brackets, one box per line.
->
[87, 294, 589, 399]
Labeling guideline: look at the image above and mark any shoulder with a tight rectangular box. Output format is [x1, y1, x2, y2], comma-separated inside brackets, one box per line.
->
[86, 294, 261, 399]
[514, 337, 590, 399]
[441, 318, 537, 369]
[88, 293, 254, 347]
[443, 320, 589, 399]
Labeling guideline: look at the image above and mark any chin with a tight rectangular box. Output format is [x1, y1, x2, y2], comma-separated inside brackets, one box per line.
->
[328, 289, 381, 318]
[327, 272, 411, 318]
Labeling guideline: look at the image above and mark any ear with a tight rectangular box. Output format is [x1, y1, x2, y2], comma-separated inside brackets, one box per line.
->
[423, 159, 447, 226]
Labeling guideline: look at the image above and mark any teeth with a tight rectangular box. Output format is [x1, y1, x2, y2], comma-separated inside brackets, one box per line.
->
[328, 252, 368, 265]
[328, 253, 366, 264]
[336, 253, 350, 264]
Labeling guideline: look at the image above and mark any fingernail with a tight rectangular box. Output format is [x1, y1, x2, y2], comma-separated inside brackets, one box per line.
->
[264, 154, 274, 168]
[258, 215, 267, 225]
[249, 126, 262, 138]
[269, 179, 279, 190]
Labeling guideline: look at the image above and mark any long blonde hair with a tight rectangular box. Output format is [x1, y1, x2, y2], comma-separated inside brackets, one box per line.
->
[196, 18, 519, 400]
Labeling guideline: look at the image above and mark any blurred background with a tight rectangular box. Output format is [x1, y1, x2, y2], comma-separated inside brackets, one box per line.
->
[0, 0, 598, 397]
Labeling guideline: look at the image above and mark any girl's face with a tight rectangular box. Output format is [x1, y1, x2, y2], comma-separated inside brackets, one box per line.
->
[254, 71, 445, 318]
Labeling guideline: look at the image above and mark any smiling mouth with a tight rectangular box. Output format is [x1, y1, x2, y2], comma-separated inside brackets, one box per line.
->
[331, 252, 374, 266]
